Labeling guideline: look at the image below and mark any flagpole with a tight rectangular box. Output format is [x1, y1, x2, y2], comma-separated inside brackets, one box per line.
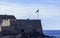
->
[35, 9, 39, 20]
[38, 11, 39, 20]
[37, 9, 39, 19]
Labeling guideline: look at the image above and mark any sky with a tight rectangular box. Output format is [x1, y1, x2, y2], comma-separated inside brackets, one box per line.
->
[0, 0, 60, 30]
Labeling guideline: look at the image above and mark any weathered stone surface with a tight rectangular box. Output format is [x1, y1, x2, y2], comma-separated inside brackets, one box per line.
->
[0, 15, 55, 38]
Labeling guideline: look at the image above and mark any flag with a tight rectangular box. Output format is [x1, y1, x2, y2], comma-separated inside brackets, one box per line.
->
[35, 9, 39, 13]
[35, 9, 39, 19]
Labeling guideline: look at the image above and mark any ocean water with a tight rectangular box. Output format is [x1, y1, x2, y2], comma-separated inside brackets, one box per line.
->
[43, 30, 60, 38]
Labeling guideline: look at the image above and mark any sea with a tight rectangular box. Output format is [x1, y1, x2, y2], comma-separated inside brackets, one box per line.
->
[43, 30, 60, 38]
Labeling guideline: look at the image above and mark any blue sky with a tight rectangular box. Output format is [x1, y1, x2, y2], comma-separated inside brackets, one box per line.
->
[0, 0, 60, 30]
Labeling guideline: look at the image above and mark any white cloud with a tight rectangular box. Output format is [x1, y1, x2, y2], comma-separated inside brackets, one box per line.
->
[0, 2, 60, 30]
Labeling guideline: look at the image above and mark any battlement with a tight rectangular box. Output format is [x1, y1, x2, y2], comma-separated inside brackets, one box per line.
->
[0, 15, 16, 19]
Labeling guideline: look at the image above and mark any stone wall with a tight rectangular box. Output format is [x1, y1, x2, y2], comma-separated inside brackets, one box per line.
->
[1, 19, 43, 35]
[10, 19, 43, 34]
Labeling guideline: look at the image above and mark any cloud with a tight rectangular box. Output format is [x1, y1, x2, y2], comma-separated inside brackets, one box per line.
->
[42, 16, 60, 30]
[0, 0, 60, 30]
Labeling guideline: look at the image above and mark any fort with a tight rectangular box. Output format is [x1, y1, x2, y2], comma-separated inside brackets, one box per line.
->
[0, 15, 55, 38]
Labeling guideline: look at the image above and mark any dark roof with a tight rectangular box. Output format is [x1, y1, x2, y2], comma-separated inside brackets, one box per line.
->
[0, 15, 16, 19]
